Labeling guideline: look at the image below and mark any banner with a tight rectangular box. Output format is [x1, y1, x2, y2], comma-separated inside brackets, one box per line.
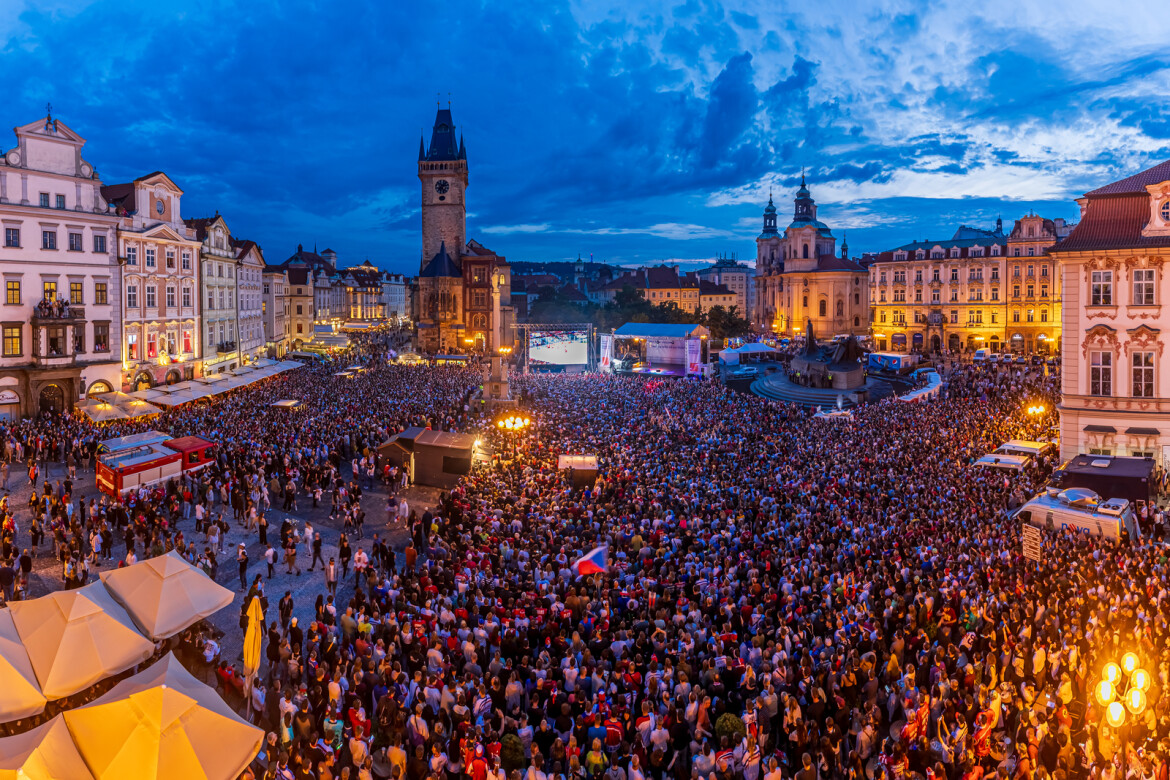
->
[685, 338, 702, 376]
[599, 334, 613, 371]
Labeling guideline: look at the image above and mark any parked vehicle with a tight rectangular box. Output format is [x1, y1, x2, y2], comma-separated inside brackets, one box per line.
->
[1013, 488, 1139, 541]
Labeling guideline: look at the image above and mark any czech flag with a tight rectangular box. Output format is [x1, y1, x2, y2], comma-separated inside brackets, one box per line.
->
[574, 545, 609, 576]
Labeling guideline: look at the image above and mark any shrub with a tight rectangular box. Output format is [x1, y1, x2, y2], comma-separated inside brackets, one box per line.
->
[715, 712, 747, 744]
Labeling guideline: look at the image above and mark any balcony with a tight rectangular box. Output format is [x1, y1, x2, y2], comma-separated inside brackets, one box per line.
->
[216, 341, 237, 356]
[31, 304, 85, 323]
[34, 353, 76, 368]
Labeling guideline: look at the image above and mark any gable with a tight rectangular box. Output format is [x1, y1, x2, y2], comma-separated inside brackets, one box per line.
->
[14, 117, 85, 146]
[134, 171, 184, 195]
[141, 223, 188, 242]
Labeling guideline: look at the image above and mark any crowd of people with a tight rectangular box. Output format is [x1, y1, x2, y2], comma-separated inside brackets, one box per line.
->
[1, 341, 1166, 780]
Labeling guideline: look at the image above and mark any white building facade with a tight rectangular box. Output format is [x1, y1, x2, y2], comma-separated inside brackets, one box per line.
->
[187, 215, 239, 375]
[0, 113, 123, 418]
[1052, 159, 1170, 463]
[262, 266, 289, 358]
[235, 239, 266, 365]
[383, 273, 408, 322]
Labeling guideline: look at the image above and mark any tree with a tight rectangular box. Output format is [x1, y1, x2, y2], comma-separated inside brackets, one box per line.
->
[704, 305, 751, 343]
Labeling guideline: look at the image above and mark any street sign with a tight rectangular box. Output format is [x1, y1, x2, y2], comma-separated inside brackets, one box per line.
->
[1022, 524, 1043, 562]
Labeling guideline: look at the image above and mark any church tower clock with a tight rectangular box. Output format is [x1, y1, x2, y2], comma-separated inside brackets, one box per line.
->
[418, 107, 468, 270]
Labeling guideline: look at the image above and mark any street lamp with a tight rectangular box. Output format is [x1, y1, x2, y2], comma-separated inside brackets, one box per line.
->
[495, 413, 531, 457]
[1095, 652, 1153, 777]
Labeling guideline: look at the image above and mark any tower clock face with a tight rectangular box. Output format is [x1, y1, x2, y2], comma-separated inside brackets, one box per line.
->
[434, 180, 450, 195]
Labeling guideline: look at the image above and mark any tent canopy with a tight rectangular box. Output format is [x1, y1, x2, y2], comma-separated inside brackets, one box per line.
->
[64, 653, 262, 780]
[613, 323, 709, 339]
[99, 550, 234, 640]
[0, 609, 47, 722]
[0, 714, 93, 780]
[8, 582, 155, 700]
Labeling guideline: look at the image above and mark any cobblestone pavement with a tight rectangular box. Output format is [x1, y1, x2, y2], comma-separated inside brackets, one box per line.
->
[1, 457, 444, 673]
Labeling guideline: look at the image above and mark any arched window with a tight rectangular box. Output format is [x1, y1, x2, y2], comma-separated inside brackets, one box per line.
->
[803, 244, 809, 259]
[853, 316, 860, 327]
[854, 293, 860, 305]
[819, 300, 827, 317]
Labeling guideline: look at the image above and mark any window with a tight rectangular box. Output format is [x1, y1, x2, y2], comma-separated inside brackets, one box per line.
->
[5, 281, 19, 305]
[126, 285, 138, 308]
[991, 312, 998, 324]
[818, 300, 827, 316]
[73, 324, 84, 353]
[94, 322, 109, 352]
[990, 267, 998, 280]
[1134, 269, 1155, 305]
[70, 282, 83, 304]
[93, 234, 106, 253]
[43, 281, 56, 300]
[55, 194, 65, 210]
[207, 292, 215, 311]
[263, 284, 270, 295]
[182, 287, 191, 308]
[1133, 351, 1155, 397]
[1013, 310, 1020, 323]
[2, 326, 20, 357]
[1040, 310, 1048, 322]
[932, 269, 940, 282]
[145, 247, 156, 268]
[1091, 270, 1113, 305]
[879, 291, 886, 302]
[1163, 201, 1170, 221]
[95, 282, 107, 305]
[166, 286, 176, 308]
[1027, 285, 1034, 298]
[41, 230, 56, 250]
[147, 332, 157, 359]
[68, 232, 83, 251]
[991, 288, 999, 301]
[46, 326, 64, 355]
[950, 268, 958, 282]
[4, 228, 19, 247]
[1041, 265, 1048, 277]
[166, 250, 175, 269]
[931, 290, 940, 304]
[1026, 309, 1034, 322]
[126, 246, 137, 265]
[296, 304, 303, 315]
[296, 323, 303, 334]
[1013, 247, 1021, 257]
[915, 270, 923, 282]
[1013, 285, 1020, 298]
[38, 193, 49, 208]
[950, 310, 958, 324]
[146, 285, 156, 308]
[950, 290, 959, 301]
[914, 289, 922, 302]
[183, 329, 192, 353]
[879, 311, 886, 323]
[181, 251, 191, 270]
[1090, 351, 1112, 396]
[1027, 247, 1035, 256]
[127, 332, 138, 360]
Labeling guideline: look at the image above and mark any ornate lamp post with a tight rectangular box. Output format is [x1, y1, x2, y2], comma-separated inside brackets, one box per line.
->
[1095, 651, 1153, 776]
[495, 413, 531, 458]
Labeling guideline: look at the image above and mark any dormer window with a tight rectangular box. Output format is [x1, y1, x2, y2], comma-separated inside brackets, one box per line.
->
[1162, 200, 1170, 221]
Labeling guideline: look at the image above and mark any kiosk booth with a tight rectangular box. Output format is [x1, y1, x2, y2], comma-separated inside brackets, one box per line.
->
[557, 454, 599, 489]
[377, 427, 476, 489]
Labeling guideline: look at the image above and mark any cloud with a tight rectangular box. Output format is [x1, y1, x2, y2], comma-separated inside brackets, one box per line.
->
[1, 0, 1168, 271]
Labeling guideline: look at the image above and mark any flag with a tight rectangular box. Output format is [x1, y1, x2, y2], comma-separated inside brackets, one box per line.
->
[575, 545, 609, 575]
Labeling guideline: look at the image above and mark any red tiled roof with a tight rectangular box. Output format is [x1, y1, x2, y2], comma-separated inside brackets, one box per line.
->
[1049, 194, 1170, 253]
[100, 182, 136, 214]
[645, 266, 680, 288]
[1084, 159, 1170, 197]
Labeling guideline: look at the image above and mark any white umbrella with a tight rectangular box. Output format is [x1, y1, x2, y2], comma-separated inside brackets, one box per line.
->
[0, 714, 93, 780]
[99, 551, 234, 640]
[0, 608, 47, 721]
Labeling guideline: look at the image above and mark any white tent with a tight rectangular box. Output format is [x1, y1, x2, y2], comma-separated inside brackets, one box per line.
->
[0, 609, 47, 721]
[0, 714, 94, 780]
[99, 551, 234, 640]
[63, 653, 263, 780]
[8, 582, 155, 699]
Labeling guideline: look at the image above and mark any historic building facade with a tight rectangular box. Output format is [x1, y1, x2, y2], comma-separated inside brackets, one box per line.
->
[414, 107, 513, 354]
[1051, 159, 1170, 462]
[753, 177, 869, 338]
[0, 113, 123, 418]
[234, 238, 266, 365]
[696, 255, 754, 319]
[868, 216, 1071, 354]
[102, 172, 201, 390]
[262, 265, 289, 358]
[186, 215, 240, 375]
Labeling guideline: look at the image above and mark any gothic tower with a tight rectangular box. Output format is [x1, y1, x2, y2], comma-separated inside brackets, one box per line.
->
[418, 107, 468, 270]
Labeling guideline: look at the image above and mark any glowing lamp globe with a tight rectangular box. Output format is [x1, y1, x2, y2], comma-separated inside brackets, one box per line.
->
[1125, 688, 1147, 715]
[1095, 680, 1115, 706]
[1104, 663, 1121, 684]
[1132, 668, 1151, 692]
[1106, 701, 1126, 728]
[1122, 653, 1139, 675]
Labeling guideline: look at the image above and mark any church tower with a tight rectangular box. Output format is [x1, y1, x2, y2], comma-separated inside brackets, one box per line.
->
[418, 107, 468, 270]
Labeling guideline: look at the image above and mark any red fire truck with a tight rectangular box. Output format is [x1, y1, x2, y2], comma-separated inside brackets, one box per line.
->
[96, 433, 216, 496]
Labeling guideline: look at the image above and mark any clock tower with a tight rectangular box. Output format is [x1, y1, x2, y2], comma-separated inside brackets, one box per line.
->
[418, 107, 468, 270]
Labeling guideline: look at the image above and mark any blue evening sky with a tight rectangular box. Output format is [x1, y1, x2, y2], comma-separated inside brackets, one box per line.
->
[5, 0, 1169, 274]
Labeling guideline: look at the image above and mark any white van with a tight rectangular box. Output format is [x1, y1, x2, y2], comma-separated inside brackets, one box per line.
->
[1013, 488, 1139, 541]
[994, 440, 1057, 459]
[974, 453, 1031, 472]
[973, 349, 990, 362]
